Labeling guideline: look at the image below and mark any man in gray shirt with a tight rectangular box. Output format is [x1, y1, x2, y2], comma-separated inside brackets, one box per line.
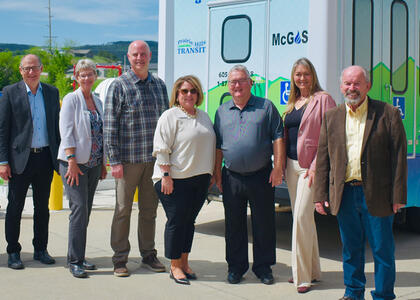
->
[104, 40, 168, 277]
[213, 65, 285, 285]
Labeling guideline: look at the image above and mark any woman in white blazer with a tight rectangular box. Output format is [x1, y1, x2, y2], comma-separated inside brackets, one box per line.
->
[58, 59, 107, 278]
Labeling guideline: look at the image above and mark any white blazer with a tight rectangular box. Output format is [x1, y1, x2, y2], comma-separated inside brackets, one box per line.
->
[57, 88, 104, 164]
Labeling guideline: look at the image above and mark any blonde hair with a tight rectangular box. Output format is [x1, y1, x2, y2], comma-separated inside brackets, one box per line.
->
[284, 57, 323, 116]
[169, 75, 204, 108]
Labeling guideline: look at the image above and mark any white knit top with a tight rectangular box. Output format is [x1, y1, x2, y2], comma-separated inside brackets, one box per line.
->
[152, 107, 216, 183]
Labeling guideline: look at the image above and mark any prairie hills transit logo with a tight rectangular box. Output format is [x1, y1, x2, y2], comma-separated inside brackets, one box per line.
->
[272, 30, 308, 46]
[177, 39, 206, 55]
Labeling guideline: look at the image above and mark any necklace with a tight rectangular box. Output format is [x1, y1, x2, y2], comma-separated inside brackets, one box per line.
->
[176, 105, 196, 118]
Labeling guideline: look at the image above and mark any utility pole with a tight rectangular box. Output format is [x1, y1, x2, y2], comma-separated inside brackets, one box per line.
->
[45, 0, 56, 53]
[48, 0, 52, 53]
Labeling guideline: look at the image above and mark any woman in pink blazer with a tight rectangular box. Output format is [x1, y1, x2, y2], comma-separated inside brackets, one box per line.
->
[283, 58, 336, 293]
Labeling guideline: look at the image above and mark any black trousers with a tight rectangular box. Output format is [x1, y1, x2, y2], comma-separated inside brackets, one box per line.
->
[5, 149, 54, 254]
[222, 165, 276, 277]
[60, 162, 102, 265]
[155, 174, 210, 259]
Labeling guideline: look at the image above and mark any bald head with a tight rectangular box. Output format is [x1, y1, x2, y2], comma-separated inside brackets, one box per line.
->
[19, 54, 43, 92]
[127, 40, 151, 80]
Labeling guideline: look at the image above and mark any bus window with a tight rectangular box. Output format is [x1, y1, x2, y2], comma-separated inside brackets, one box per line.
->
[391, 0, 408, 94]
[352, 0, 373, 80]
[221, 15, 252, 63]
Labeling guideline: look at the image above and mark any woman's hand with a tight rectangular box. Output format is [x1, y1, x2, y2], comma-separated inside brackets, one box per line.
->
[65, 160, 84, 187]
[100, 164, 108, 180]
[304, 169, 315, 188]
[161, 176, 174, 195]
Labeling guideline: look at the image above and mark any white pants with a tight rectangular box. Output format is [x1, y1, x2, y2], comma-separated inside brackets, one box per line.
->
[286, 158, 321, 287]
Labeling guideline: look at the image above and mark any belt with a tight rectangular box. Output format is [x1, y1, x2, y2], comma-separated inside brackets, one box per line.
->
[345, 180, 363, 186]
[30, 146, 48, 153]
[227, 164, 270, 176]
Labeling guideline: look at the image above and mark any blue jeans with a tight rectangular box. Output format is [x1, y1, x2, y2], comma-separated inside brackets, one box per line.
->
[337, 185, 395, 300]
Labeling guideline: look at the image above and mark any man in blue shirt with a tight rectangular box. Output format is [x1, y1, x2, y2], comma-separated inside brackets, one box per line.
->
[213, 65, 285, 285]
[0, 54, 60, 269]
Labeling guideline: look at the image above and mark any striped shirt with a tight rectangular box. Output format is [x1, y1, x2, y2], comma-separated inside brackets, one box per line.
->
[104, 70, 169, 165]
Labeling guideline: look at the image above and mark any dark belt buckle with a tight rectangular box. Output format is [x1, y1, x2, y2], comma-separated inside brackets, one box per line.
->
[31, 147, 43, 153]
[347, 180, 362, 186]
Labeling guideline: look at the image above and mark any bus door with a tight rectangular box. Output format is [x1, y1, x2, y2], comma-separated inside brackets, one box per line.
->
[352, 0, 416, 155]
[351, 0, 419, 208]
[206, 0, 268, 120]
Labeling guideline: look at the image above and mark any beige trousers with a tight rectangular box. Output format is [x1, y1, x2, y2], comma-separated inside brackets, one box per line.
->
[286, 158, 321, 287]
[110, 162, 158, 267]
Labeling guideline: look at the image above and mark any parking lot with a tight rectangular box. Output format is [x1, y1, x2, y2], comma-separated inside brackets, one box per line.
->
[0, 188, 419, 299]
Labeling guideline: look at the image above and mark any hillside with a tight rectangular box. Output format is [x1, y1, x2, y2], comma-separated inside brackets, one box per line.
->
[74, 41, 158, 63]
[0, 41, 158, 63]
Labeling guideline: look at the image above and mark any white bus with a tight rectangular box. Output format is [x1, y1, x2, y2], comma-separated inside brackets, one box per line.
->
[158, 0, 420, 231]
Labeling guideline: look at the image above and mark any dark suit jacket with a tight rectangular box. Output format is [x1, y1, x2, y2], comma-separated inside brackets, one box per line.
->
[0, 80, 60, 174]
[313, 98, 407, 217]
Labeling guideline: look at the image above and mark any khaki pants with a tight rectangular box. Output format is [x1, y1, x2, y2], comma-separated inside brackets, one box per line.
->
[286, 158, 321, 287]
[110, 162, 158, 267]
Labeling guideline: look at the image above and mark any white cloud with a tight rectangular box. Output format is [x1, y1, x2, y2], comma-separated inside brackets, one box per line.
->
[0, 0, 158, 26]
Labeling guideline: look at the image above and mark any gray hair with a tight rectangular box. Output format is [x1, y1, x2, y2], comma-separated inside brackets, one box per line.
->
[340, 66, 370, 84]
[228, 64, 251, 79]
[20, 54, 42, 67]
[75, 59, 97, 77]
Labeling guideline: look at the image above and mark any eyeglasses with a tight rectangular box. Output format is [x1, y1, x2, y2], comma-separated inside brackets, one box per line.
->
[179, 88, 197, 95]
[21, 65, 41, 73]
[228, 78, 250, 86]
[78, 72, 96, 79]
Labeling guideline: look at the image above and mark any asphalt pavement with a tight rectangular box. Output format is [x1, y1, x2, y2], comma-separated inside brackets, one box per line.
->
[0, 180, 419, 300]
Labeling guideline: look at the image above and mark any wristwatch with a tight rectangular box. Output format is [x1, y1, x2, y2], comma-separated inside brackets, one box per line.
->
[163, 172, 170, 177]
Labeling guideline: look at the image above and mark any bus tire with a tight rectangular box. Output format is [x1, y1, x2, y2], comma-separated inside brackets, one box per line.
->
[406, 207, 420, 233]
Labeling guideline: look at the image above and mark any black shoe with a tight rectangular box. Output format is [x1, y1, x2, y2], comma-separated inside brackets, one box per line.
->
[339, 297, 355, 300]
[69, 264, 88, 278]
[82, 260, 97, 270]
[8, 252, 24, 270]
[184, 271, 197, 280]
[34, 250, 55, 264]
[227, 272, 242, 284]
[170, 269, 190, 285]
[258, 273, 274, 285]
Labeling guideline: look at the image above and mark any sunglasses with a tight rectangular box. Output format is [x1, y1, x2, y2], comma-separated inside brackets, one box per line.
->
[179, 88, 198, 95]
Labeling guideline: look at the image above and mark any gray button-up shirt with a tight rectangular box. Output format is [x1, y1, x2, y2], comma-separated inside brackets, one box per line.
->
[104, 70, 169, 165]
[214, 95, 284, 174]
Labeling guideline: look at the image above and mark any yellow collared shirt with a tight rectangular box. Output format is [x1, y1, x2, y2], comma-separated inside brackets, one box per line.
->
[345, 97, 368, 182]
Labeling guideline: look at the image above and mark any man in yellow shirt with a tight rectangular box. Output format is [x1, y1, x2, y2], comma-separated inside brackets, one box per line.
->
[313, 66, 407, 300]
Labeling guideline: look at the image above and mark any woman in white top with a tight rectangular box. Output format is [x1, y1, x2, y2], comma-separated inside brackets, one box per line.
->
[152, 75, 215, 285]
[57, 59, 107, 278]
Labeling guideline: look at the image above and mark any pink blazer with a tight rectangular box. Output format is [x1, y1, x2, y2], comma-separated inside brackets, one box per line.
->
[296, 91, 336, 171]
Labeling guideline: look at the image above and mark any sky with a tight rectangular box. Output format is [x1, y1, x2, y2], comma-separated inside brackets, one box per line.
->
[0, 0, 159, 47]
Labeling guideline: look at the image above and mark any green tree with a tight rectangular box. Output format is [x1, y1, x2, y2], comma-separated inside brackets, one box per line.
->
[0, 51, 21, 90]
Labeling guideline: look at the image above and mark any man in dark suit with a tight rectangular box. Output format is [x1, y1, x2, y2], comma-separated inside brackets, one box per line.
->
[0, 54, 60, 269]
[313, 65, 407, 300]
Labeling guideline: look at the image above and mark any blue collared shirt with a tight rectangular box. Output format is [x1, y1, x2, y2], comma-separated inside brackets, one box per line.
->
[25, 83, 49, 148]
[214, 95, 284, 173]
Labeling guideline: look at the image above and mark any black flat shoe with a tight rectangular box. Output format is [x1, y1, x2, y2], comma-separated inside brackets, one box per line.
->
[83, 260, 97, 270]
[227, 272, 242, 284]
[34, 250, 55, 264]
[170, 269, 190, 285]
[8, 252, 24, 270]
[184, 271, 197, 280]
[69, 264, 88, 278]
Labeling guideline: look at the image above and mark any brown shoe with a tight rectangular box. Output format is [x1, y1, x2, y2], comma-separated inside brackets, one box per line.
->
[142, 254, 166, 272]
[114, 266, 129, 277]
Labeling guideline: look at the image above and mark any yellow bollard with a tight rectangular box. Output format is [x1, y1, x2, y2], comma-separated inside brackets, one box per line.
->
[134, 187, 138, 203]
[49, 171, 63, 210]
